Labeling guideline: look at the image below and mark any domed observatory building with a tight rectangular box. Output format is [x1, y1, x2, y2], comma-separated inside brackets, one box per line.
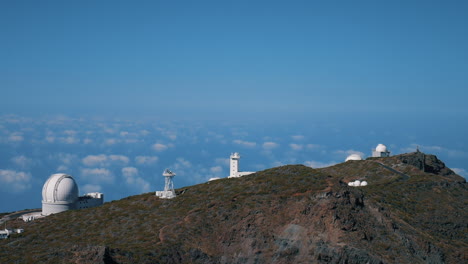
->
[372, 144, 391, 157]
[42, 173, 103, 216]
[42, 174, 79, 215]
[345, 154, 363, 162]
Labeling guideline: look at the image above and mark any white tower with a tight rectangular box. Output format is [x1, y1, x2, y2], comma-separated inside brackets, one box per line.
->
[230, 152, 240, 178]
[156, 169, 176, 199]
[228, 152, 255, 178]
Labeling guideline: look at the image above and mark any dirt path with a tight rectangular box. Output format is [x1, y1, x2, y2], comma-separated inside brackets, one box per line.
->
[375, 162, 410, 181]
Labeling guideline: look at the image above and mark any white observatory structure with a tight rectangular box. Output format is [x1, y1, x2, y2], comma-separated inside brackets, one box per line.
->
[42, 173, 79, 215]
[228, 152, 255, 178]
[345, 153, 363, 162]
[156, 169, 176, 199]
[372, 144, 391, 157]
[348, 180, 368, 187]
[230, 152, 240, 178]
[41, 173, 103, 216]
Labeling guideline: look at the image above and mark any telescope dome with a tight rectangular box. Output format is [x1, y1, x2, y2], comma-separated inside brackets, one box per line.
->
[345, 154, 363, 162]
[42, 173, 78, 204]
[376, 144, 387, 153]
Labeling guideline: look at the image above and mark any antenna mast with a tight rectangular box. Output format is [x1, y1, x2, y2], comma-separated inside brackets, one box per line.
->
[156, 169, 176, 199]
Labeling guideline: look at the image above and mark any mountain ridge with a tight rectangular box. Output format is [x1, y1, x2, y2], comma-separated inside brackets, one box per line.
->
[0, 152, 466, 263]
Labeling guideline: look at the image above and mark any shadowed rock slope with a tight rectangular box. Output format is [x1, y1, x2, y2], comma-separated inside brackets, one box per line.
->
[0, 152, 466, 263]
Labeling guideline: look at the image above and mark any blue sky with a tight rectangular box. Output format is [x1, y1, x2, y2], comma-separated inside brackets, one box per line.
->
[0, 1, 467, 212]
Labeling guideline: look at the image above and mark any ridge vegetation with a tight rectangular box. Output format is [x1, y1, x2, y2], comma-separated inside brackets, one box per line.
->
[0, 152, 466, 263]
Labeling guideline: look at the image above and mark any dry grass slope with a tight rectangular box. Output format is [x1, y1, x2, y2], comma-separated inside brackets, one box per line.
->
[0, 152, 466, 263]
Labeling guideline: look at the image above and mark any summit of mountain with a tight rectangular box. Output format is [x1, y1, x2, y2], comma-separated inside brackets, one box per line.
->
[0, 152, 466, 263]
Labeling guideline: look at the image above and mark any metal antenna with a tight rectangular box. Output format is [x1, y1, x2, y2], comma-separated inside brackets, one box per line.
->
[156, 169, 176, 199]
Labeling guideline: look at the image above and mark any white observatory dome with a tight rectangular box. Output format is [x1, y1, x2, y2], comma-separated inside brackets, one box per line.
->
[345, 154, 363, 162]
[375, 144, 387, 153]
[42, 173, 78, 203]
[42, 173, 79, 215]
[208, 177, 221, 182]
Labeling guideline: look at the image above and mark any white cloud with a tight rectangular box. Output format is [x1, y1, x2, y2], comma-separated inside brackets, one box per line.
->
[253, 164, 267, 170]
[104, 128, 116, 134]
[215, 158, 230, 166]
[45, 136, 55, 143]
[57, 153, 78, 165]
[168, 158, 193, 178]
[104, 138, 118, 145]
[210, 166, 222, 173]
[135, 156, 159, 165]
[135, 179, 151, 192]
[306, 144, 321, 150]
[81, 168, 114, 184]
[233, 140, 256, 148]
[64, 130, 77, 136]
[153, 143, 169, 152]
[263, 142, 279, 150]
[82, 154, 129, 167]
[335, 149, 365, 157]
[82, 184, 102, 193]
[60, 136, 79, 144]
[401, 144, 467, 158]
[203, 166, 225, 180]
[291, 135, 304, 140]
[289, 143, 303, 151]
[47, 153, 78, 172]
[83, 154, 108, 166]
[109, 155, 129, 165]
[0, 169, 32, 192]
[8, 133, 24, 142]
[174, 158, 192, 169]
[140, 130, 150, 136]
[57, 165, 68, 172]
[304, 160, 336, 168]
[83, 138, 92, 144]
[452, 168, 468, 179]
[122, 167, 138, 178]
[11, 155, 33, 168]
[272, 161, 285, 167]
[121, 167, 150, 193]
[164, 131, 177, 140]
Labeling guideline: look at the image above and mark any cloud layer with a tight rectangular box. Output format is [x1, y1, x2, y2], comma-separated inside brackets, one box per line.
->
[0, 170, 32, 192]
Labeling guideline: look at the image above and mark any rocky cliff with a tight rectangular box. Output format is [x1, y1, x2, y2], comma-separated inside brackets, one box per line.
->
[0, 152, 466, 263]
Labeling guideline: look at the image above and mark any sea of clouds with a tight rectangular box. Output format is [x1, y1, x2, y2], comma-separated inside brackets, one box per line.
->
[0, 114, 466, 212]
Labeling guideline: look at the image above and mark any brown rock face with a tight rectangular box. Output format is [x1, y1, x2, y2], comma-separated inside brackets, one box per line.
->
[395, 151, 456, 177]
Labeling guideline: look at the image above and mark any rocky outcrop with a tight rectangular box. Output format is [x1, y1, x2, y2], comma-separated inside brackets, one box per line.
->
[396, 152, 456, 177]
[67, 246, 117, 264]
[149, 187, 451, 264]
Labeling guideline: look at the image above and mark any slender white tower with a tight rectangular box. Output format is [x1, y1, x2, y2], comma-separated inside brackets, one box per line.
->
[229, 152, 240, 178]
[156, 169, 176, 199]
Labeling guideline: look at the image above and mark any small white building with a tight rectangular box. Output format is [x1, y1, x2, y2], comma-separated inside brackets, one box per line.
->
[0, 230, 9, 239]
[348, 180, 368, 187]
[76, 192, 104, 209]
[372, 144, 390, 157]
[228, 152, 255, 178]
